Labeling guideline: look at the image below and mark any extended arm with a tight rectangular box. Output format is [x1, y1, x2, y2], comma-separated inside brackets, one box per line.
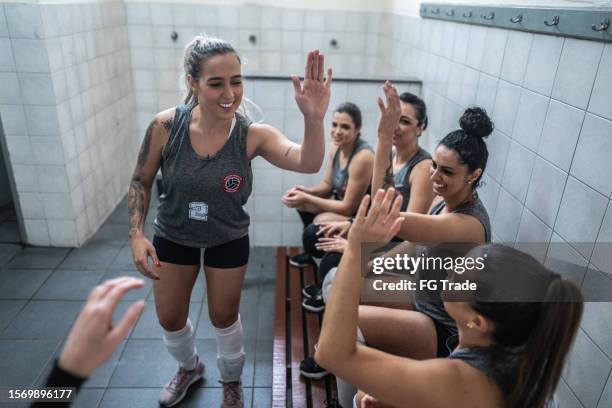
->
[372, 82, 400, 194]
[128, 110, 171, 278]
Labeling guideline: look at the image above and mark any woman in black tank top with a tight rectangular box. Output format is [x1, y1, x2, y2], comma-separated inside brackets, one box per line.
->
[316, 191, 583, 408]
[127, 36, 332, 407]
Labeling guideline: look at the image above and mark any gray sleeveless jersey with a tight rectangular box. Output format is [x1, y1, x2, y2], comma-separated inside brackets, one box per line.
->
[331, 139, 373, 201]
[392, 147, 431, 211]
[413, 197, 492, 333]
[154, 104, 253, 247]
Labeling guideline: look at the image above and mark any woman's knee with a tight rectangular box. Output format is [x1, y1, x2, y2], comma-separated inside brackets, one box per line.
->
[209, 307, 240, 328]
[158, 310, 190, 331]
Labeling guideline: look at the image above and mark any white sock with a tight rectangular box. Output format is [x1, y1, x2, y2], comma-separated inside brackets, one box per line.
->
[215, 315, 245, 382]
[162, 318, 198, 370]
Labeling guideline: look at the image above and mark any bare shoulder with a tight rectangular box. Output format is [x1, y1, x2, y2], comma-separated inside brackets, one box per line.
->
[155, 107, 177, 133]
[352, 147, 375, 165]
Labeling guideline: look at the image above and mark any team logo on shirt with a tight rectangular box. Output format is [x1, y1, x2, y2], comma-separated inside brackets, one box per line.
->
[222, 174, 243, 193]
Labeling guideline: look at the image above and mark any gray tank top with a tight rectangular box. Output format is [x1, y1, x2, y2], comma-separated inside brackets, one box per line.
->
[449, 342, 520, 399]
[331, 139, 373, 201]
[154, 103, 253, 248]
[392, 147, 431, 211]
[413, 197, 492, 332]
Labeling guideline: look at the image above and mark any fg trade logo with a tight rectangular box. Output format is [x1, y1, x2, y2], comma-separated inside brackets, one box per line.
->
[222, 174, 243, 193]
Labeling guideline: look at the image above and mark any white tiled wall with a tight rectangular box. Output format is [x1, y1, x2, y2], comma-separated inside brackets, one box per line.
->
[385, 15, 612, 407]
[0, 0, 136, 246]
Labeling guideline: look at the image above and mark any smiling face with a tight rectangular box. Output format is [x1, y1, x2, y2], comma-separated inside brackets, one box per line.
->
[393, 102, 424, 148]
[330, 112, 360, 147]
[430, 144, 481, 198]
[187, 53, 243, 119]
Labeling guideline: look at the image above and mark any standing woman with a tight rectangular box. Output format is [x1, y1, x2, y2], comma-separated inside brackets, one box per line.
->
[128, 36, 331, 407]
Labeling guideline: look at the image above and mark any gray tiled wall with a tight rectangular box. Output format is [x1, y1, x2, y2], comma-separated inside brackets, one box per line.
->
[383, 15, 612, 407]
[0, 0, 136, 246]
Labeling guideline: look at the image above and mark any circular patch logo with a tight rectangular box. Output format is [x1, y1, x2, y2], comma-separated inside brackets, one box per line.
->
[222, 174, 243, 193]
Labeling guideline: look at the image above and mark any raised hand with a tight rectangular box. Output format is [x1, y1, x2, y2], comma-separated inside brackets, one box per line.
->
[59, 277, 146, 378]
[292, 50, 332, 120]
[376, 81, 401, 144]
[347, 188, 403, 247]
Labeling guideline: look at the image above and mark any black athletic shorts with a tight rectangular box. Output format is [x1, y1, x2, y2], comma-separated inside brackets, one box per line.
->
[434, 319, 458, 358]
[153, 234, 250, 268]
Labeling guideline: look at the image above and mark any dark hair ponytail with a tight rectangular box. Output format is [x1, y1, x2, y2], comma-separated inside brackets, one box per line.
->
[467, 245, 583, 408]
[439, 107, 493, 189]
[505, 279, 583, 408]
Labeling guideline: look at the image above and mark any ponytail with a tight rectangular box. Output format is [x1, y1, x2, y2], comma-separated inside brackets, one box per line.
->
[507, 278, 583, 408]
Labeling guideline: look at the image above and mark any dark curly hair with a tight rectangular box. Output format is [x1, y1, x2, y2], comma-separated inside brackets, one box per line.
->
[438, 107, 494, 189]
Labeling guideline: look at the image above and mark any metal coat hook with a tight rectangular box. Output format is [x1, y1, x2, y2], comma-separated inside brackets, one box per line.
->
[482, 12, 495, 20]
[431, 8, 440, 15]
[462, 11, 473, 18]
[446, 10, 455, 17]
[544, 15, 560, 26]
[510, 14, 523, 23]
[592, 17, 610, 32]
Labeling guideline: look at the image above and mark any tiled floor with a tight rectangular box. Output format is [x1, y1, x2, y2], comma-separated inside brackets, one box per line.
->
[0, 197, 276, 407]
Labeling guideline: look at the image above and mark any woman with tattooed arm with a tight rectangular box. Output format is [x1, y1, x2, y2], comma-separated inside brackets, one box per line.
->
[127, 36, 331, 408]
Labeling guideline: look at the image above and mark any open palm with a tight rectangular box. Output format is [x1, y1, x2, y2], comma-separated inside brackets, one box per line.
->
[292, 50, 332, 119]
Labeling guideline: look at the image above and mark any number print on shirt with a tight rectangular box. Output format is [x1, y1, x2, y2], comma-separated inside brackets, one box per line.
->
[189, 202, 208, 221]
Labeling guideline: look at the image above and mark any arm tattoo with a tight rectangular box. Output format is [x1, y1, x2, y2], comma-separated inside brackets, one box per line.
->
[128, 177, 145, 237]
[162, 118, 172, 132]
[284, 146, 293, 157]
[383, 151, 394, 189]
[137, 120, 155, 168]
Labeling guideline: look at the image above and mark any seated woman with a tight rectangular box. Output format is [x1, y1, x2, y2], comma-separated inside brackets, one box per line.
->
[326, 84, 495, 407]
[282, 102, 374, 267]
[301, 90, 435, 311]
[316, 188, 583, 408]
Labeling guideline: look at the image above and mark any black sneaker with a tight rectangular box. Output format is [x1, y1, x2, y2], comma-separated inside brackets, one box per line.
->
[302, 283, 321, 299]
[299, 357, 329, 379]
[289, 252, 315, 267]
[302, 295, 325, 312]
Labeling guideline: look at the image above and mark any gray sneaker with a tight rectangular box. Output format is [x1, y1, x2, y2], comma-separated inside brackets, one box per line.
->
[159, 357, 204, 407]
[220, 380, 243, 408]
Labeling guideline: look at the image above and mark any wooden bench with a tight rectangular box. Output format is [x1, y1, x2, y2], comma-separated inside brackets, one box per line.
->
[273, 247, 340, 408]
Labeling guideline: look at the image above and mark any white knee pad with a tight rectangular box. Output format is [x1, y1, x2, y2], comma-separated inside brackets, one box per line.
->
[322, 266, 338, 303]
[163, 318, 198, 370]
[215, 315, 245, 382]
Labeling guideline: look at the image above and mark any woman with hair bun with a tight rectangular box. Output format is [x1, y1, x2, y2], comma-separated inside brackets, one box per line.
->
[316, 188, 583, 408]
[328, 83, 496, 407]
[127, 36, 332, 407]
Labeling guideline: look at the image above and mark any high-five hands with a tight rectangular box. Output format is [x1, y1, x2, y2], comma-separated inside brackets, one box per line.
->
[376, 81, 401, 144]
[347, 188, 404, 247]
[292, 50, 333, 120]
[58, 277, 146, 378]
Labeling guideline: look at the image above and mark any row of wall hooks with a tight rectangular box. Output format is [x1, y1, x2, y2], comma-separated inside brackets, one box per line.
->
[421, 3, 612, 43]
